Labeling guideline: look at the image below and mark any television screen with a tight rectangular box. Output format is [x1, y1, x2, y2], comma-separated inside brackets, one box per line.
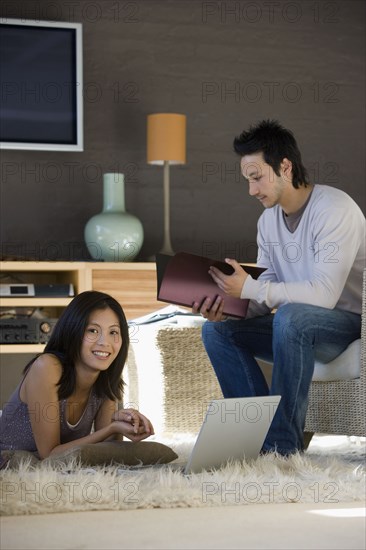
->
[0, 19, 83, 151]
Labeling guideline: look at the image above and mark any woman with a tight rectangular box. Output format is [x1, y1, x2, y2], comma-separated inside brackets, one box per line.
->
[0, 291, 154, 458]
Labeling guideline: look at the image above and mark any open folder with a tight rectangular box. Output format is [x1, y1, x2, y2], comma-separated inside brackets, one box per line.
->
[156, 252, 266, 318]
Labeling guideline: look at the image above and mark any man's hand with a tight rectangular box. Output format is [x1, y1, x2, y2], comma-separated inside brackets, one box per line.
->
[192, 258, 248, 322]
[192, 295, 226, 322]
[209, 258, 248, 297]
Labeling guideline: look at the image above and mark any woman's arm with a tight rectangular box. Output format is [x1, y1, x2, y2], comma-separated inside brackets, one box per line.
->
[95, 399, 154, 441]
[22, 355, 115, 458]
[22, 355, 154, 459]
[21, 354, 64, 459]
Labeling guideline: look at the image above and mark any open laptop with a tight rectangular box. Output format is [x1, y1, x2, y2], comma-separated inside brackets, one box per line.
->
[179, 395, 281, 474]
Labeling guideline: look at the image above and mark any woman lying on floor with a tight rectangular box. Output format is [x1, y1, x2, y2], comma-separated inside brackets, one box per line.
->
[0, 291, 154, 460]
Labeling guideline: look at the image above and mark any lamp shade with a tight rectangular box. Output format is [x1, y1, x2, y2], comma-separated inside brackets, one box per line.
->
[147, 113, 186, 165]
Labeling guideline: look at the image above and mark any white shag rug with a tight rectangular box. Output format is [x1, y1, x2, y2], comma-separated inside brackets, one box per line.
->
[1, 434, 365, 516]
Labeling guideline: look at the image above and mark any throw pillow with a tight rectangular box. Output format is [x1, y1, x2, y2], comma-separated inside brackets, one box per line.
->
[46, 441, 178, 467]
[1, 441, 178, 469]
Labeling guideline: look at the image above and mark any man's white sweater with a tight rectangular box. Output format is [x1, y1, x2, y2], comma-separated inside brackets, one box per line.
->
[242, 185, 365, 316]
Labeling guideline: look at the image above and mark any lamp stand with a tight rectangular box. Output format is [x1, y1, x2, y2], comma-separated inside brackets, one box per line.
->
[160, 160, 175, 255]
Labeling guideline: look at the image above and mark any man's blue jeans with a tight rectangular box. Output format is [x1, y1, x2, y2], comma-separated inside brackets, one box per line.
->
[202, 304, 361, 455]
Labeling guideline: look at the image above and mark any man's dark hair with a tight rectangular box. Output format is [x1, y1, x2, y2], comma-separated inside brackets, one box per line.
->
[233, 119, 309, 188]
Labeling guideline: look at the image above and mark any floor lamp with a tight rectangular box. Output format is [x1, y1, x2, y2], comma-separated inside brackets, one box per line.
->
[147, 113, 186, 256]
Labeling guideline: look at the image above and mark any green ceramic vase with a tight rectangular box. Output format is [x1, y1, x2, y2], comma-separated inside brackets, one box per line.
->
[84, 173, 144, 262]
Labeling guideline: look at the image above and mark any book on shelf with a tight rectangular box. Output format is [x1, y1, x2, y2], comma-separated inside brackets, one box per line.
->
[156, 252, 266, 318]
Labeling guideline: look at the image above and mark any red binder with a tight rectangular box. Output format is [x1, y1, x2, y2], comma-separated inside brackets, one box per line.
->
[156, 252, 266, 318]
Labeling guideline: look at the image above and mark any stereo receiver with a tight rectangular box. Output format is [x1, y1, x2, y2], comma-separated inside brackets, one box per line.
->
[0, 318, 58, 344]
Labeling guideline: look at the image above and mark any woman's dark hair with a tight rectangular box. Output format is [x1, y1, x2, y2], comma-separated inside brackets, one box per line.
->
[23, 291, 129, 401]
[233, 119, 309, 188]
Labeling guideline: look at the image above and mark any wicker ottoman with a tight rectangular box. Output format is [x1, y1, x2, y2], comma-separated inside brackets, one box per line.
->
[156, 327, 222, 434]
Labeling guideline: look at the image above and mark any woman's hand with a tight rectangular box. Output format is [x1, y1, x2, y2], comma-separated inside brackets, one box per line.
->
[111, 408, 154, 438]
[110, 419, 153, 442]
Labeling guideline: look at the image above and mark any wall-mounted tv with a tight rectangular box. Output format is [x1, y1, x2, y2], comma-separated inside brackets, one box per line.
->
[0, 18, 83, 151]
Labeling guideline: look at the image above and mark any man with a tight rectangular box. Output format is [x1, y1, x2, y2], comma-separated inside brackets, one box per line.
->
[193, 119, 365, 456]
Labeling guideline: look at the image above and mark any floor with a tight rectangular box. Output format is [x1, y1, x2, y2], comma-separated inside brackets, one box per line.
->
[1, 501, 365, 549]
[1, 436, 365, 549]
[2, 321, 365, 549]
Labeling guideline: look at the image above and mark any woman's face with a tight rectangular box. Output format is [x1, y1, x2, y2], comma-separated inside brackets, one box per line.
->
[77, 307, 123, 374]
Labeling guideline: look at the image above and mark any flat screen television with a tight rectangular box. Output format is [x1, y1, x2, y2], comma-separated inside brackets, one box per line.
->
[0, 18, 83, 151]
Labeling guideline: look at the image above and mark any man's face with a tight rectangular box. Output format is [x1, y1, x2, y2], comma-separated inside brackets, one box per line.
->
[240, 152, 290, 209]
